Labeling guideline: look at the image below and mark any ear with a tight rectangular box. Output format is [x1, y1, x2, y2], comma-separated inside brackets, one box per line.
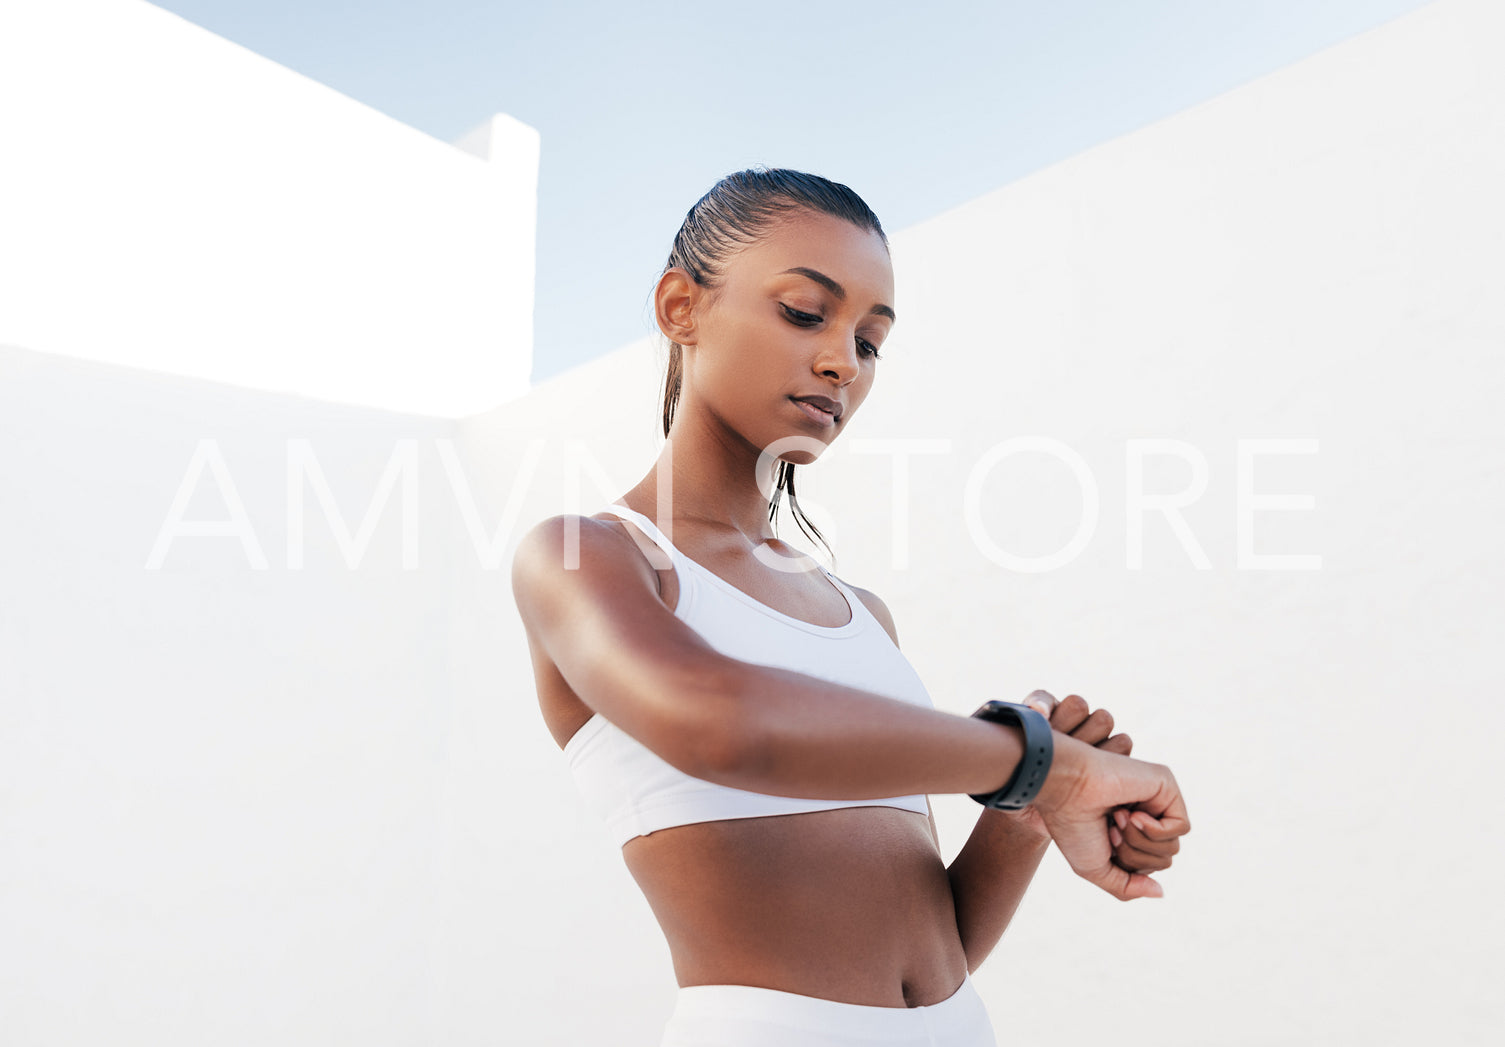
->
[654, 267, 701, 347]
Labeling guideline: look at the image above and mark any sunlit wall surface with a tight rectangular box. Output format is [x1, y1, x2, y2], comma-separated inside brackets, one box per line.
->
[469, 0, 1501, 1042]
[0, 0, 538, 418]
[2, 0, 1500, 1045]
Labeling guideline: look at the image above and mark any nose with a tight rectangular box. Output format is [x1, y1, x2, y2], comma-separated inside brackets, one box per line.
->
[813, 328, 861, 385]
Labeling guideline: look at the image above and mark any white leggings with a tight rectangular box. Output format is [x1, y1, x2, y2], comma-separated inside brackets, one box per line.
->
[659, 971, 998, 1047]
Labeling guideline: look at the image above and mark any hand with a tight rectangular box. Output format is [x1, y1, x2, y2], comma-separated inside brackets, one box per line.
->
[1006, 691, 1134, 840]
[1032, 726, 1191, 901]
[1109, 807, 1182, 874]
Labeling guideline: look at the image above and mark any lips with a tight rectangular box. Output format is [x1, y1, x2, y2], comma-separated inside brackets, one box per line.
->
[791, 395, 842, 420]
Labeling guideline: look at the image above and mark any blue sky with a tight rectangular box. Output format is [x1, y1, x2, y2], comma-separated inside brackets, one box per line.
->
[149, 0, 1433, 383]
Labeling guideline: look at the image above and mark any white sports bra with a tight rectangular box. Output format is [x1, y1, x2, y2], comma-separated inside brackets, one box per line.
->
[562, 502, 934, 848]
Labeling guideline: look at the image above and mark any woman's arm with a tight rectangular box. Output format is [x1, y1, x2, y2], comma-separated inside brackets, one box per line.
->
[512, 515, 1029, 799]
[512, 516, 1188, 901]
[947, 810, 1051, 973]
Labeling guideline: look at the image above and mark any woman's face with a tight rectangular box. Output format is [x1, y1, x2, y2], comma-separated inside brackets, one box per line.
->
[679, 209, 895, 465]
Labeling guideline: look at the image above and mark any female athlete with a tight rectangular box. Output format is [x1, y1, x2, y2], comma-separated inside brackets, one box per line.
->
[512, 168, 1190, 1046]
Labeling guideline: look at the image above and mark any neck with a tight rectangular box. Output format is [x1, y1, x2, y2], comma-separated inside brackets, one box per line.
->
[622, 411, 785, 546]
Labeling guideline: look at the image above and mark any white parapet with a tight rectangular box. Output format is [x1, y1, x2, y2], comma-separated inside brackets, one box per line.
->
[0, 0, 538, 417]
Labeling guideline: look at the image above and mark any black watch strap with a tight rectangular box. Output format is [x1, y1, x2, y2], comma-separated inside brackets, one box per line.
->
[967, 701, 1055, 810]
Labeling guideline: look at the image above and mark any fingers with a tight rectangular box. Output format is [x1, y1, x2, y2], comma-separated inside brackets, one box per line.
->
[1100, 732, 1132, 757]
[1097, 846, 1167, 899]
[1135, 769, 1192, 833]
[1078, 851, 1165, 901]
[1049, 693, 1090, 733]
[1111, 808, 1183, 873]
[1073, 708, 1115, 746]
[1023, 690, 1057, 719]
[1115, 809, 1183, 849]
[1052, 695, 1116, 748]
[1122, 872, 1164, 900]
[1028, 692, 1123, 750]
[1113, 841, 1174, 873]
[1128, 809, 1187, 845]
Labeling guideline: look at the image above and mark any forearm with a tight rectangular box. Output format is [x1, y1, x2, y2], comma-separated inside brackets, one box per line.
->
[706, 660, 1027, 801]
[946, 810, 1051, 973]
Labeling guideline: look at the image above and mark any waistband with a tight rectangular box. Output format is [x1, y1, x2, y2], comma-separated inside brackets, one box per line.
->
[664, 971, 994, 1044]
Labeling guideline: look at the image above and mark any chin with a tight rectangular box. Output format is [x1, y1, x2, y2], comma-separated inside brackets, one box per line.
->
[757, 423, 838, 468]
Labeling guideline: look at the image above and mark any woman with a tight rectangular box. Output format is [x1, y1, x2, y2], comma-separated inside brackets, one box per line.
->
[512, 168, 1190, 1046]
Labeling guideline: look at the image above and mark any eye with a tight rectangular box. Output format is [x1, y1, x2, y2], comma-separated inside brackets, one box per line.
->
[782, 304, 884, 361]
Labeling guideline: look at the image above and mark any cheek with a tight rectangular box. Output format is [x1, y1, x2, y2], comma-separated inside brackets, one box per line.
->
[847, 372, 877, 414]
[711, 316, 783, 384]
[710, 356, 767, 407]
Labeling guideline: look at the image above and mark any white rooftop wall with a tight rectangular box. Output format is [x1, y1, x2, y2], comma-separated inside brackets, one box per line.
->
[3, 0, 1502, 1044]
[0, 0, 538, 418]
[470, 0, 1503, 1043]
[0, 351, 466, 1044]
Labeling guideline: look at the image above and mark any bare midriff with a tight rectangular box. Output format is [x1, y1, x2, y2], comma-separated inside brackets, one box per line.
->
[621, 806, 969, 1008]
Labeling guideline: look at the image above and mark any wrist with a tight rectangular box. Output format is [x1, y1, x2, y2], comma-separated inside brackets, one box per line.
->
[967, 701, 1053, 810]
[985, 806, 1053, 844]
[1032, 730, 1092, 815]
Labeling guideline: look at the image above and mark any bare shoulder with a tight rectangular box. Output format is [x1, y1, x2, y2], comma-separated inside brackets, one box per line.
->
[510, 513, 738, 778]
[510, 513, 660, 627]
[838, 579, 901, 647]
[512, 512, 646, 581]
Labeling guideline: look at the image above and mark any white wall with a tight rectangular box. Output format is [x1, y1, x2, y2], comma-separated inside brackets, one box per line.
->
[0, 0, 538, 418]
[467, 0, 1503, 1043]
[2, 0, 1501, 1044]
[0, 348, 467, 1044]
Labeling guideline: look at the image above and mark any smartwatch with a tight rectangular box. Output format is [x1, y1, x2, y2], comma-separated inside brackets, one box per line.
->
[967, 701, 1054, 810]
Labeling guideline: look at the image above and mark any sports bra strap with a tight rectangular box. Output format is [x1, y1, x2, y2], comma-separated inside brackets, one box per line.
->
[597, 503, 678, 572]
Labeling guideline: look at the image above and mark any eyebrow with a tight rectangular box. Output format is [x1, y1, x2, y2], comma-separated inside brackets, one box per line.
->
[779, 267, 897, 322]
